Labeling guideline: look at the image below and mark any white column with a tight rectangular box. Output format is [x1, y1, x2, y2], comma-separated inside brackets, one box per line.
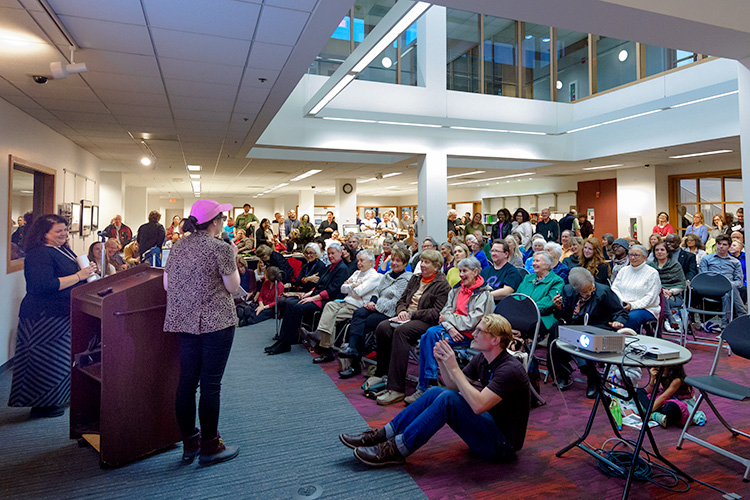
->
[417, 152, 447, 247]
[616, 167, 656, 241]
[417, 6, 447, 90]
[298, 189, 314, 220]
[335, 179, 357, 227]
[737, 58, 750, 308]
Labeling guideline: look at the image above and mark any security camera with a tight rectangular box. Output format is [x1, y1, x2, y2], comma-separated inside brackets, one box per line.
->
[644, 164, 650, 168]
[311, 185, 316, 189]
[32, 75, 48, 84]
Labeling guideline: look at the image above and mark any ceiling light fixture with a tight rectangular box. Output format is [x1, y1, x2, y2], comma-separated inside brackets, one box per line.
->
[449, 126, 549, 135]
[566, 109, 662, 133]
[618, 49, 628, 62]
[290, 169, 323, 182]
[321, 117, 377, 124]
[189, 173, 200, 179]
[446, 170, 486, 179]
[377, 120, 442, 128]
[668, 149, 733, 159]
[582, 164, 624, 171]
[187, 165, 201, 171]
[382, 172, 402, 178]
[308, 73, 356, 115]
[450, 172, 534, 186]
[140, 157, 152, 166]
[668, 90, 738, 109]
[359, 177, 377, 184]
[191, 181, 201, 191]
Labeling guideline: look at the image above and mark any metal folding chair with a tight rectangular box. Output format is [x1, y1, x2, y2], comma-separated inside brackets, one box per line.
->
[676, 314, 750, 481]
[684, 272, 733, 353]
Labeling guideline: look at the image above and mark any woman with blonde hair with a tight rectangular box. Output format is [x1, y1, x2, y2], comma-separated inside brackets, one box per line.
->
[686, 211, 709, 244]
[446, 243, 470, 287]
[504, 235, 524, 270]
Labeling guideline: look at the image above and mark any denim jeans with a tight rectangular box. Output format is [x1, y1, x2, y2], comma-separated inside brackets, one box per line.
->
[623, 309, 655, 333]
[384, 387, 515, 461]
[417, 325, 471, 391]
[175, 326, 235, 439]
[142, 246, 162, 267]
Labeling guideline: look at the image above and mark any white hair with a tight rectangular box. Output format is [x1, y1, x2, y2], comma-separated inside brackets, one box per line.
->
[358, 249, 375, 262]
[544, 241, 563, 261]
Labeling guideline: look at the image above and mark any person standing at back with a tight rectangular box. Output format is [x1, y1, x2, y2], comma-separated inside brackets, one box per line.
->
[163, 199, 241, 467]
[137, 210, 166, 266]
[535, 208, 560, 242]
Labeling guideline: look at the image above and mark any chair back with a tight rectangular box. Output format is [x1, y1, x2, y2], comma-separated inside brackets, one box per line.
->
[518, 268, 529, 276]
[721, 315, 750, 360]
[494, 293, 540, 340]
[689, 272, 733, 300]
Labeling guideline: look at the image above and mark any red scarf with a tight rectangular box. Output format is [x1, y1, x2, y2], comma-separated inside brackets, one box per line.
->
[455, 275, 484, 316]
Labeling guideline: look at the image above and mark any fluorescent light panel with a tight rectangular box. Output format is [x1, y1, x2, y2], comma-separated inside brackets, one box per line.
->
[450, 172, 533, 186]
[359, 177, 377, 183]
[376, 120, 442, 128]
[290, 169, 322, 182]
[382, 172, 402, 178]
[669, 149, 733, 159]
[582, 164, 623, 171]
[189, 173, 200, 179]
[447, 170, 485, 179]
[309, 73, 356, 115]
[321, 117, 377, 124]
[187, 165, 201, 171]
[191, 181, 201, 191]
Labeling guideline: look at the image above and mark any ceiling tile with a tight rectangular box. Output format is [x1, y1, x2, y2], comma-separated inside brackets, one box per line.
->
[34, 97, 110, 113]
[242, 67, 279, 88]
[254, 6, 309, 46]
[170, 95, 235, 112]
[47, 0, 146, 25]
[59, 15, 154, 56]
[236, 84, 271, 104]
[264, 0, 317, 12]
[172, 107, 231, 122]
[143, 0, 261, 40]
[82, 72, 165, 93]
[164, 78, 238, 100]
[159, 57, 243, 86]
[96, 88, 168, 106]
[151, 28, 250, 66]
[246, 42, 291, 71]
[106, 103, 171, 118]
[76, 49, 160, 77]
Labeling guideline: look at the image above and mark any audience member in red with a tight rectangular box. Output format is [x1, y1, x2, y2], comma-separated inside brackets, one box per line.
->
[238, 266, 284, 326]
[652, 212, 674, 237]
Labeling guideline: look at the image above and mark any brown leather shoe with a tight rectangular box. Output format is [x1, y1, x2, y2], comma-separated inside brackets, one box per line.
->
[339, 428, 386, 449]
[354, 439, 405, 467]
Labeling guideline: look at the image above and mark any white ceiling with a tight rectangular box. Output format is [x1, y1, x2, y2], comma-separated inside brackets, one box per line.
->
[0, 0, 747, 201]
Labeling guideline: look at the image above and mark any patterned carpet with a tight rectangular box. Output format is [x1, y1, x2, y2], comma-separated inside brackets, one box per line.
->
[318, 334, 750, 500]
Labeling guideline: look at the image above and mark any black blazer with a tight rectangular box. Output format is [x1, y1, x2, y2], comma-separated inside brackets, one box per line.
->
[313, 259, 350, 301]
[675, 249, 698, 281]
[553, 283, 629, 327]
[256, 227, 270, 248]
[268, 251, 294, 284]
[292, 259, 326, 292]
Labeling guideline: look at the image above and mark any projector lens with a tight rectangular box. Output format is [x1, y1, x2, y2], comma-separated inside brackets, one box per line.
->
[579, 334, 590, 348]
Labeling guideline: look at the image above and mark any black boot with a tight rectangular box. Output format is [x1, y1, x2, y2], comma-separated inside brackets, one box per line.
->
[339, 360, 361, 379]
[313, 347, 335, 364]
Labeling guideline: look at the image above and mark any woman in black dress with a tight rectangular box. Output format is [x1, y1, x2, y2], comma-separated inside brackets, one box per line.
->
[8, 214, 95, 418]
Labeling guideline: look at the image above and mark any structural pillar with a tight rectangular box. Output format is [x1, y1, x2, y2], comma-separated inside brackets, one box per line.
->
[298, 189, 314, 220]
[737, 57, 750, 308]
[417, 152, 447, 248]
[335, 178, 357, 229]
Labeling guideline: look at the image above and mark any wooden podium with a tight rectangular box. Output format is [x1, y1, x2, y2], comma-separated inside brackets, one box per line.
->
[70, 264, 181, 467]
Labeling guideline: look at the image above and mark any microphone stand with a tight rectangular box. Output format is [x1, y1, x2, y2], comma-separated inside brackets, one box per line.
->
[97, 230, 107, 278]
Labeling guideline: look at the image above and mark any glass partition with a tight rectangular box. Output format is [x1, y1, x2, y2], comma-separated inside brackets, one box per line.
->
[447, 9, 480, 93]
[556, 29, 589, 102]
[483, 16, 517, 97]
[644, 46, 699, 77]
[596, 36, 636, 92]
[521, 23, 552, 100]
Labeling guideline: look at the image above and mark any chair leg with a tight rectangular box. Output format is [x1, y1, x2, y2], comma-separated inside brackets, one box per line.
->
[703, 393, 741, 436]
[677, 393, 703, 449]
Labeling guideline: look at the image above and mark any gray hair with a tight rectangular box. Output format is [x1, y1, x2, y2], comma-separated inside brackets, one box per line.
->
[358, 249, 375, 263]
[448, 209, 458, 216]
[465, 234, 477, 245]
[440, 241, 453, 253]
[568, 267, 595, 290]
[457, 256, 482, 272]
[304, 242, 321, 258]
[423, 237, 438, 249]
[562, 229, 574, 238]
[545, 241, 563, 261]
[533, 250, 554, 269]
[327, 241, 342, 252]
[570, 236, 584, 246]
[630, 244, 648, 257]
[531, 234, 546, 242]
[347, 233, 360, 241]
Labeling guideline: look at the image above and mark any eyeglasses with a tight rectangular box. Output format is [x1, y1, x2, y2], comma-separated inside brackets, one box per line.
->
[628, 252, 644, 258]
[221, 215, 228, 221]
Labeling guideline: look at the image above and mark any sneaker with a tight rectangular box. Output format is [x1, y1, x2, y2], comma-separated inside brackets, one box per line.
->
[651, 411, 668, 428]
[354, 439, 406, 467]
[376, 390, 405, 406]
[404, 389, 425, 405]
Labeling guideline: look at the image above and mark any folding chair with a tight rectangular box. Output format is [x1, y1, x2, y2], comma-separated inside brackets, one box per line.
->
[684, 272, 733, 353]
[494, 293, 544, 403]
[642, 291, 666, 338]
[676, 314, 750, 481]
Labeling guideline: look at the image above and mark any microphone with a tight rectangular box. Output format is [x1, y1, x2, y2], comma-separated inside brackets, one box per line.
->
[220, 231, 232, 244]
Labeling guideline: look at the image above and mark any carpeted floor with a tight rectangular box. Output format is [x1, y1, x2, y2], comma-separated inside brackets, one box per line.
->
[317, 333, 750, 500]
[0, 322, 425, 500]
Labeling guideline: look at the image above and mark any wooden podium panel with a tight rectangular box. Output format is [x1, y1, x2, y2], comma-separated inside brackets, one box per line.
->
[71, 264, 181, 467]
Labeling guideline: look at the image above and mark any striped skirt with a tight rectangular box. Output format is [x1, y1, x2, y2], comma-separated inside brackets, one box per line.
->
[8, 313, 71, 408]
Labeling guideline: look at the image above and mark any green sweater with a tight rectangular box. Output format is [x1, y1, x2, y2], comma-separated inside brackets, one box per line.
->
[516, 271, 565, 329]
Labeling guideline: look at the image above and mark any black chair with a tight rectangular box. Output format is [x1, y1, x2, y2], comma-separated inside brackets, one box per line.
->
[494, 293, 544, 403]
[676, 314, 750, 481]
[684, 272, 733, 352]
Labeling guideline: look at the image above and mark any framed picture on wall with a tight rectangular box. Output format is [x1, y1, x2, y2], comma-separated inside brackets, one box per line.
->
[71, 202, 81, 234]
[58, 202, 73, 226]
[81, 199, 92, 237]
[92, 205, 99, 231]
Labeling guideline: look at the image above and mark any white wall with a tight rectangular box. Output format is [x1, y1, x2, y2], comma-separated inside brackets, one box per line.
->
[0, 99, 101, 364]
[99, 171, 124, 228]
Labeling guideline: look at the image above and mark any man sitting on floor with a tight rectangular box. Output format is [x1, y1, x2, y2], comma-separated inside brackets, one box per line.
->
[339, 313, 530, 466]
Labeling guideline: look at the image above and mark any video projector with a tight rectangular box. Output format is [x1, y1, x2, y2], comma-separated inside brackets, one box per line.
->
[558, 325, 626, 353]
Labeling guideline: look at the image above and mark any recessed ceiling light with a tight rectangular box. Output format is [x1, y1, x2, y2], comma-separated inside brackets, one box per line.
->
[381, 56, 393, 68]
[187, 165, 201, 171]
[290, 169, 323, 182]
[582, 164, 624, 171]
[382, 172, 402, 178]
[447, 170, 485, 179]
[141, 157, 152, 166]
[618, 49, 628, 62]
[668, 149, 733, 159]
[359, 177, 377, 183]
[189, 174, 200, 179]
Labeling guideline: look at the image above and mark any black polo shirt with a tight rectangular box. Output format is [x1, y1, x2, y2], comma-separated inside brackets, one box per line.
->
[462, 349, 530, 451]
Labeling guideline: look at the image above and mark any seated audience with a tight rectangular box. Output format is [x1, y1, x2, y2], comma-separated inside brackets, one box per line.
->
[409, 237, 438, 272]
[308, 250, 381, 363]
[377, 212, 398, 236]
[123, 240, 140, 267]
[686, 211, 709, 244]
[465, 234, 490, 269]
[600, 233, 614, 260]
[406, 257, 494, 404]
[446, 243, 469, 287]
[265, 242, 350, 355]
[549, 267, 628, 397]
[710, 214, 730, 240]
[314, 236, 330, 266]
[611, 244, 661, 333]
[166, 215, 182, 242]
[360, 209, 378, 234]
[698, 234, 747, 327]
[255, 244, 294, 284]
[524, 235, 546, 265]
[88, 241, 116, 277]
[224, 216, 235, 238]
[340, 314, 530, 467]
[238, 266, 284, 326]
[504, 235, 524, 270]
[729, 239, 747, 302]
[346, 233, 361, 254]
[578, 213, 594, 239]
[371, 250, 450, 405]
[545, 241, 570, 284]
[440, 241, 455, 275]
[579, 237, 611, 285]
[649, 240, 686, 328]
[447, 209, 462, 235]
[375, 237, 394, 274]
[289, 242, 327, 293]
[652, 212, 674, 237]
[647, 233, 663, 261]
[609, 238, 630, 280]
[338, 246, 413, 378]
[682, 233, 707, 266]
[515, 251, 565, 338]
[731, 230, 744, 243]
[481, 240, 522, 302]
[560, 230, 575, 261]
[106, 238, 127, 271]
[562, 236, 583, 269]
[255, 218, 273, 248]
[341, 243, 359, 276]
[234, 229, 254, 253]
[664, 234, 698, 281]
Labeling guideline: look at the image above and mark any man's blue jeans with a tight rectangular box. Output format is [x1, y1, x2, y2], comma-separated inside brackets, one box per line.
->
[142, 246, 162, 267]
[417, 325, 471, 391]
[384, 387, 515, 461]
